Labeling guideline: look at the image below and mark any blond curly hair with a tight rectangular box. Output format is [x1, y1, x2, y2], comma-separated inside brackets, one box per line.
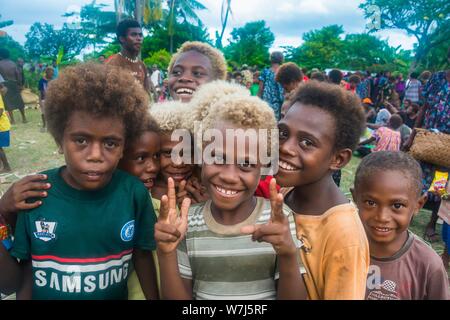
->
[199, 94, 277, 155]
[149, 100, 190, 133]
[182, 80, 250, 132]
[168, 41, 227, 81]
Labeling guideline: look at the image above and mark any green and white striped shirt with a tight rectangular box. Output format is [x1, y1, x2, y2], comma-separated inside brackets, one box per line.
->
[177, 197, 305, 300]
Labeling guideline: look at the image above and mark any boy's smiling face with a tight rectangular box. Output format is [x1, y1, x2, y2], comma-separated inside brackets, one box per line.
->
[159, 132, 193, 186]
[59, 111, 125, 190]
[352, 170, 426, 257]
[168, 50, 213, 102]
[119, 131, 161, 190]
[201, 121, 261, 216]
[275, 102, 337, 187]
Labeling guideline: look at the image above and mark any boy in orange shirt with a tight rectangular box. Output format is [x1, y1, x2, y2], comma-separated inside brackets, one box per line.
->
[276, 81, 370, 299]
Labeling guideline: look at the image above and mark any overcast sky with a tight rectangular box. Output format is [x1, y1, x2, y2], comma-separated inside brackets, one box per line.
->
[0, 0, 417, 51]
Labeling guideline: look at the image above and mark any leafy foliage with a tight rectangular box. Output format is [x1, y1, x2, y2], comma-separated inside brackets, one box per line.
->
[24, 23, 87, 61]
[143, 49, 172, 70]
[360, 0, 450, 71]
[223, 20, 274, 67]
[283, 24, 413, 74]
[0, 34, 26, 61]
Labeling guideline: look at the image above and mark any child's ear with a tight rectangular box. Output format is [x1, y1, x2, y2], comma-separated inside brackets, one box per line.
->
[414, 193, 427, 216]
[330, 148, 352, 170]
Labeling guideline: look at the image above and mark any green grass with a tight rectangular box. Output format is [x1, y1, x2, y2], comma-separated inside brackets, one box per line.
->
[1, 108, 448, 277]
[0, 108, 64, 196]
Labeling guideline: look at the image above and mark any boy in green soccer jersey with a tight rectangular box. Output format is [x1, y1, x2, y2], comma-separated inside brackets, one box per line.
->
[0, 63, 159, 300]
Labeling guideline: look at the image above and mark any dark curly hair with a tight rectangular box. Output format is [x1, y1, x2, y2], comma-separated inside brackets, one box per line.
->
[270, 51, 284, 64]
[328, 69, 343, 85]
[310, 71, 326, 82]
[354, 151, 423, 196]
[44, 63, 150, 146]
[348, 74, 361, 84]
[116, 19, 141, 43]
[275, 62, 303, 86]
[290, 80, 365, 151]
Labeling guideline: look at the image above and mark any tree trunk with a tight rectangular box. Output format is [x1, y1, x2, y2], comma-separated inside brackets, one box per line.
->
[217, 3, 231, 49]
[168, 0, 176, 54]
[409, 42, 432, 74]
[135, 0, 143, 24]
[114, 0, 121, 25]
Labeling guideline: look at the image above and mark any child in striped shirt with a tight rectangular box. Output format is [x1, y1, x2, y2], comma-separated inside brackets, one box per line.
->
[154, 85, 306, 300]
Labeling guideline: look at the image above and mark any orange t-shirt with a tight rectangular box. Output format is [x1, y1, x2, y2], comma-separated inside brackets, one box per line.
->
[282, 188, 370, 300]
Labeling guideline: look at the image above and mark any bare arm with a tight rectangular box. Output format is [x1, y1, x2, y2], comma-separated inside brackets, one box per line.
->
[0, 174, 50, 230]
[16, 261, 32, 300]
[133, 248, 159, 300]
[157, 250, 192, 299]
[366, 123, 382, 130]
[276, 254, 308, 300]
[257, 81, 264, 98]
[241, 179, 307, 300]
[0, 245, 23, 294]
[359, 136, 376, 146]
[155, 177, 193, 299]
[383, 101, 399, 114]
[414, 103, 429, 129]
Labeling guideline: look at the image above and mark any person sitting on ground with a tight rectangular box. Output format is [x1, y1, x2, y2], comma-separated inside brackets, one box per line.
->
[399, 102, 419, 129]
[359, 114, 402, 152]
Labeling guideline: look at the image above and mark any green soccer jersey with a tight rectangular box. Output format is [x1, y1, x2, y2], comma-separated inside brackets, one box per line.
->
[11, 167, 157, 300]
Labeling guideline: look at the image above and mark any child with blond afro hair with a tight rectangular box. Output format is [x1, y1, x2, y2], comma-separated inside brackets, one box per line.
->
[167, 41, 227, 103]
[154, 91, 307, 300]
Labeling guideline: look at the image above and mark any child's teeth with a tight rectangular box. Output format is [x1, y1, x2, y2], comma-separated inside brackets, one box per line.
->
[216, 186, 237, 195]
[280, 161, 296, 171]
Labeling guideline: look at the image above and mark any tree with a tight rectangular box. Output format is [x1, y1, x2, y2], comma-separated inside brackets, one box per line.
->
[143, 49, 172, 70]
[0, 35, 26, 61]
[215, 0, 232, 49]
[341, 33, 412, 74]
[25, 23, 87, 61]
[142, 19, 211, 57]
[167, 0, 207, 53]
[64, 2, 116, 53]
[0, 14, 13, 29]
[360, 0, 450, 72]
[287, 25, 345, 70]
[224, 20, 274, 67]
[419, 38, 450, 71]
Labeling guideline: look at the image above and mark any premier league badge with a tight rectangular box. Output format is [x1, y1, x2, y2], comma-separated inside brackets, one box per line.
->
[34, 219, 57, 242]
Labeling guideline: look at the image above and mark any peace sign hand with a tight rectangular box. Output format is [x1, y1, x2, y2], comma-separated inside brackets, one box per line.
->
[176, 180, 189, 207]
[240, 178, 296, 257]
[155, 177, 191, 254]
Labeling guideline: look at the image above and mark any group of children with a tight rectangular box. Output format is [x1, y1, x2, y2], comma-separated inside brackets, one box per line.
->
[0, 39, 448, 300]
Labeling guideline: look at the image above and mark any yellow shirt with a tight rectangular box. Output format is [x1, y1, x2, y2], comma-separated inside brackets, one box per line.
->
[127, 197, 161, 300]
[284, 194, 369, 300]
[0, 95, 11, 132]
